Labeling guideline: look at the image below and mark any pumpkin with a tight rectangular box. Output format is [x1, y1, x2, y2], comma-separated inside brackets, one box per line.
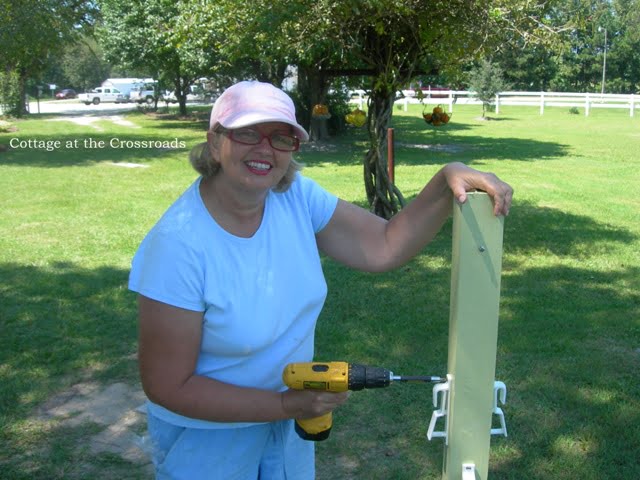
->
[346, 108, 366, 127]
[312, 104, 330, 117]
[423, 105, 451, 127]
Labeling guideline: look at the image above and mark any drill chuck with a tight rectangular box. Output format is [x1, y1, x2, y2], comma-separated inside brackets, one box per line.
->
[348, 364, 392, 390]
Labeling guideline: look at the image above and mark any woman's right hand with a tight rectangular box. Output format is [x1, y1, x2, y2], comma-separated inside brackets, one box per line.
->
[281, 389, 350, 419]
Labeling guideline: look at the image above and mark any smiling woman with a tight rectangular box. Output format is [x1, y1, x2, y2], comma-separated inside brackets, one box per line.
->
[129, 80, 512, 479]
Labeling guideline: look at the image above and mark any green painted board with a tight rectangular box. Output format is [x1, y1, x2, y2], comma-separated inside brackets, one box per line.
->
[443, 192, 504, 480]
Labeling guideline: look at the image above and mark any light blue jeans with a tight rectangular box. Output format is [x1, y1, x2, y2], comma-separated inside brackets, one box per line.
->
[147, 410, 315, 480]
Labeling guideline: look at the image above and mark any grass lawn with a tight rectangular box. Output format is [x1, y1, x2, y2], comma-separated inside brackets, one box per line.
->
[1, 104, 638, 479]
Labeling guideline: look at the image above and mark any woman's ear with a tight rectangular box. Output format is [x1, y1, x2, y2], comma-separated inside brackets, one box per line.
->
[206, 131, 219, 158]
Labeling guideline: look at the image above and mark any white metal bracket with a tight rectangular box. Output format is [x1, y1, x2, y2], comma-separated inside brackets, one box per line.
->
[490, 381, 508, 437]
[427, 378, 508, 442]
[427, 374, 451, 444]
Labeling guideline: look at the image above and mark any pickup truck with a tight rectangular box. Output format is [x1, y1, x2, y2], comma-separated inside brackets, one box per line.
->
[78, 87, 128, 105]
[129, 84, 157, 104]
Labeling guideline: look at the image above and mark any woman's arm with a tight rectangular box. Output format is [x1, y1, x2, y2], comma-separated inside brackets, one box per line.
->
[316, 162, 513, 272]
[137, 295, 348, 422]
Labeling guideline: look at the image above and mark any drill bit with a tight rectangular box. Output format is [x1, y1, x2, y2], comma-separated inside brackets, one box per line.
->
[390, 374, 445, 383]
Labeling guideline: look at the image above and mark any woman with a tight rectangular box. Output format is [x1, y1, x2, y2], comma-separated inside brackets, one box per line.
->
[129, 80, 512, 479]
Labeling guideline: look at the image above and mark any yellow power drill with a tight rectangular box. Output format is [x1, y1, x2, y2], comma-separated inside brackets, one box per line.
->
[282, 361, 443, 441]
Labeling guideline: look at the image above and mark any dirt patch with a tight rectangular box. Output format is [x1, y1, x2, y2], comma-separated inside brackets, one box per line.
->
[107, 162, 149, 169]
[0, 119, 18, 133]
[400, 143, 471, 154]
[47, 115, 141, 131]
[37, 382, 153, 472]
[300, 142, 340, 153]
[147, 110, 209, 122]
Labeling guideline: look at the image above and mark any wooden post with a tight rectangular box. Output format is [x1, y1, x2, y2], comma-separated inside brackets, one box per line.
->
[443, 192, 504, 480]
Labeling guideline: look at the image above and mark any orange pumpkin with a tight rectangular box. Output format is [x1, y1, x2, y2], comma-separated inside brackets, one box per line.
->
[346, 108, 366, 127]
[423, 105, 451, 126]
[312, 104, 329, 117]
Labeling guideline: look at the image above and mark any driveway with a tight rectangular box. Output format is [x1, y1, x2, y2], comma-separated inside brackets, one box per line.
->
[27, 100, 139, 115]
[27, 98, 211, 116]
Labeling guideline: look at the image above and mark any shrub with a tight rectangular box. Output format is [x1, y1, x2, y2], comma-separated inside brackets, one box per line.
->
[0, 71, 21, 117]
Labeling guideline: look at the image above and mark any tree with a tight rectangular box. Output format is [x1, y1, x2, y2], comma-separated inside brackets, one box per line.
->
[98, 0, 221, 114]
[493, 0, 640, 94]
[274, 0, 576, 218]
[284, 1, 509, 217]
[0, 0, 96, 116]
[468, 60, 509, 118]
[492, 41, 558, 91]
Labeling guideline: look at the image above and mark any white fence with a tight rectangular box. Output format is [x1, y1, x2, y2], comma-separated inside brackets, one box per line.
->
[349, 90, 639, 117]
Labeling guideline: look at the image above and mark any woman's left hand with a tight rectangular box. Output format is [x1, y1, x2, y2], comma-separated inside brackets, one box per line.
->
[442, 162, 513, 216]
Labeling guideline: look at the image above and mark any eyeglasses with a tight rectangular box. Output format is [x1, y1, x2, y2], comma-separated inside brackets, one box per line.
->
[223, 128, 300, 152]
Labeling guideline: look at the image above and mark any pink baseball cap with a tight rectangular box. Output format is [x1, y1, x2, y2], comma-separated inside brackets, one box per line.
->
[209, 81, 309, 141]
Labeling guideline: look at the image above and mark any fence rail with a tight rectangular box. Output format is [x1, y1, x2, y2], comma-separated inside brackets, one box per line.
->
[349, 90, 639, 117]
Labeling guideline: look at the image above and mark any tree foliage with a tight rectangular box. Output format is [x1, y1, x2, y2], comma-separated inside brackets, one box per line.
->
[97, 0, 222, 114]
[60, 37, 111, 92]
[0, 0, 96, 115]
[492, 0, 640, 94]
[0, 70, 21, 116]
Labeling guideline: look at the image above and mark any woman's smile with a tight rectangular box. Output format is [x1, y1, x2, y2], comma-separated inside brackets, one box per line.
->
[245, 160, 273, 176]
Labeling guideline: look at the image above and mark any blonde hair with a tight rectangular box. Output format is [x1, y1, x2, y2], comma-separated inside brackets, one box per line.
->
[189, 128, 303, 193]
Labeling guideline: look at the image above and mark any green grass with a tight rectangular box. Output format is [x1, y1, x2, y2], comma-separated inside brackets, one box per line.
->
[1, 104, 639, 479]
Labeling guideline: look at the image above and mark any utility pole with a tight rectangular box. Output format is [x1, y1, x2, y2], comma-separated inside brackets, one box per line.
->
[599, 27, 608, 96]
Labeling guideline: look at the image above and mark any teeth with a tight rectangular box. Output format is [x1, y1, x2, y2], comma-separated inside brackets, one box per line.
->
[247, 161, 271, 170]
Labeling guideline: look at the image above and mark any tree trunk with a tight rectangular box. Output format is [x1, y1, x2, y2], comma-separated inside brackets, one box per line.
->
[296, 65, 330, 142]
[173, 76, 190, 116]
[178, 95, 188, 116]
[364, 89, 405, 219]
[309, 117, 330, 142]
[18, 69, 28, 117]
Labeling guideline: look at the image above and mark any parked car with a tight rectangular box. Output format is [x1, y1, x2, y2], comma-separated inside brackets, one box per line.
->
[129, 83, 157, 104]
[78, 87, 128, 105]
[55, 89, 77, 99]
[161, 85, 219, 104]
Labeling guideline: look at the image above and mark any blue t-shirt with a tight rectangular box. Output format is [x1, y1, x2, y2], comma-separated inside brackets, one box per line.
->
[129, 174, 338, 428]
